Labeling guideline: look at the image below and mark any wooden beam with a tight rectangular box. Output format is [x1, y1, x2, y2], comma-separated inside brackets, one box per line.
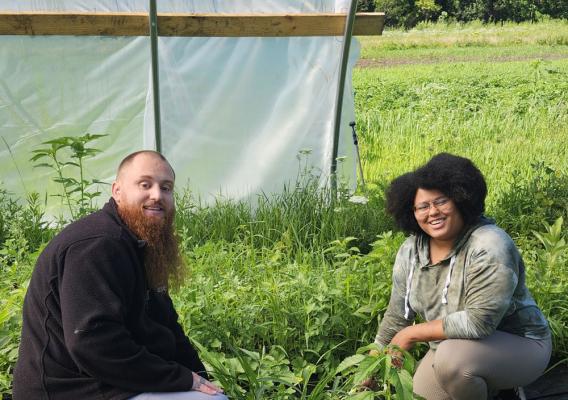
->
[352, 12, 385, 36]
[0, 12, 148, 36]
[0, 12, 384, 37]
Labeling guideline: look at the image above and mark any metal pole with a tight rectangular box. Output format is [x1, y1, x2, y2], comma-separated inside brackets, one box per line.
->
[330, 0, 358, 192]
[149, 0, 162, 152]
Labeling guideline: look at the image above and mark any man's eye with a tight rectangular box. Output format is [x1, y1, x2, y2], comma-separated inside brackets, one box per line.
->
[140, 182, 150, 189]
[162, 186, 172, 192]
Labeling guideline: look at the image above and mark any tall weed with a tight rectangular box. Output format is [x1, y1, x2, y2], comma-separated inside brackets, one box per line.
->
[493, 162, 568, 238]
[175, 176, 393, 256]
[526, 217, 568, 360]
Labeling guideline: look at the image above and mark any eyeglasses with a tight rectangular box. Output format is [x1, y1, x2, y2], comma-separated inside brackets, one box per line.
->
[413, 197, 451, 215]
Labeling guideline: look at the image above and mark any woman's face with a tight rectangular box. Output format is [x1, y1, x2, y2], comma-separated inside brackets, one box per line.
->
[413, 188, 465, 244]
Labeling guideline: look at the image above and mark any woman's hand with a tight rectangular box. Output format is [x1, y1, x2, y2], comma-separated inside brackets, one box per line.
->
[390, 320, 447, 351]
[390, 326, 416, 351]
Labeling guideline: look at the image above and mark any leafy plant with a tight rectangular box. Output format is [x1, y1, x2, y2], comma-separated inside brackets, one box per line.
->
[526, 217, 568, 359]
[336, 344, 422, 399]
[30, 134, 107, 220]
[0, 279, 29, 396]
[0, 218, 46, 396]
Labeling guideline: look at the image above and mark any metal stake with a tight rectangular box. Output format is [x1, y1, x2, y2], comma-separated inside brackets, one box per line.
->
[350, 121, 366, 189]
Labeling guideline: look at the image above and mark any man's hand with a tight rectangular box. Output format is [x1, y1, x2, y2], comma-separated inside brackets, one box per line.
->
[191, 372, 224, 395]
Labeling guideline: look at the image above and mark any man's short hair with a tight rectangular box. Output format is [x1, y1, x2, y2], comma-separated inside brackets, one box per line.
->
[116, 150, 176, 179]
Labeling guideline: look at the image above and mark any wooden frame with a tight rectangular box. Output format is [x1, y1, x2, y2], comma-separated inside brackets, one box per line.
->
[0, 12, 384, 37]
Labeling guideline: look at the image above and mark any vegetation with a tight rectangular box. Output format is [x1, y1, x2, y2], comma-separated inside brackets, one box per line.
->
[1, 20, 568, 399]
[361, 0, 568, 28]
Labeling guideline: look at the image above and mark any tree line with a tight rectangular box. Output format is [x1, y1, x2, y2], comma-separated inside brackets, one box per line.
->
[358, 0, 568, 28]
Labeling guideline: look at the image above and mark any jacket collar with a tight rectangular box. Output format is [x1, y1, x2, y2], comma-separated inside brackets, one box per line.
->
[415, 216, 494, 268]
[102, 198, 147, 248]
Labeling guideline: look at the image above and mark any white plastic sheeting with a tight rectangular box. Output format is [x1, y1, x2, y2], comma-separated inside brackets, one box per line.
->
[0, 0, 359, 213]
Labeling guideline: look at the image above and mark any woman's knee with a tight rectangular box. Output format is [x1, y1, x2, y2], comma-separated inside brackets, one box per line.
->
[432, 340, 488, 399]
[413, 350, 452, 400]
[433, 341, 467, 382]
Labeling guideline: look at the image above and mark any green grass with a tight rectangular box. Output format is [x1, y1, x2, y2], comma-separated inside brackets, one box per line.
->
[353, 59, 568, 211]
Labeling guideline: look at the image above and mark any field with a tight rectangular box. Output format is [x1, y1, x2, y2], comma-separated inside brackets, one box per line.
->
[1, 20, 568, 399]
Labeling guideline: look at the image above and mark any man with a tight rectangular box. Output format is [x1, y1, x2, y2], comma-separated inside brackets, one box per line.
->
[13, 151, 227, 400]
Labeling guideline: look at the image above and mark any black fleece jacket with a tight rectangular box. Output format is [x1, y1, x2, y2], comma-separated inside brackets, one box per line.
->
[13, 199, 207, 400]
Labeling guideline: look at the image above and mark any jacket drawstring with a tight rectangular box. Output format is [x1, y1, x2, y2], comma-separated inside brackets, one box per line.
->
[404, 255, 457, 319]
[441, 255, 456, 305]
[404, 260, 415, 320]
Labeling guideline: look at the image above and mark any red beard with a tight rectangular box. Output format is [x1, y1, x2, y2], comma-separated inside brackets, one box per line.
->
[117, 202, 185, 290]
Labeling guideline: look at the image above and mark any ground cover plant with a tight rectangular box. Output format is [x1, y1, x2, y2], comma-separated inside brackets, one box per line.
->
[1, 20, 568, 399]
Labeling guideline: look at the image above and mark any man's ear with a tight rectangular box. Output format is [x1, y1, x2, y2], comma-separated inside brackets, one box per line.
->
[111, 181, 121, 203]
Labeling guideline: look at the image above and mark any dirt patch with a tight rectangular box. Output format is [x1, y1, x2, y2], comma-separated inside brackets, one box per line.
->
[356, 53, 568, 68]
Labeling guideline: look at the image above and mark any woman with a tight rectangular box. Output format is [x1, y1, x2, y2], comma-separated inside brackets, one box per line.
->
[373, 153, 551, 400]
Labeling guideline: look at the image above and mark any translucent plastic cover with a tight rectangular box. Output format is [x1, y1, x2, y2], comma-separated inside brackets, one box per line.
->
[0, 1, 359, 214]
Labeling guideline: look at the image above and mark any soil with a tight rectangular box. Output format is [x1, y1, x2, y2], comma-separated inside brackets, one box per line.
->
[356, 53, 568, 68]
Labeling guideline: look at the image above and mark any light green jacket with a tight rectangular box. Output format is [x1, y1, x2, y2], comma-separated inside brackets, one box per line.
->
[375, 217, 550, 349]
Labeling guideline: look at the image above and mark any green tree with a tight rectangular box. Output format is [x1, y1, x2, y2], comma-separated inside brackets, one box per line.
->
[537, 0, 568, 18]
[416, 0, 443, 20]
[357, 0, 377, 12]
[373, 0, 566, 26]
[375, 0, 419, 27]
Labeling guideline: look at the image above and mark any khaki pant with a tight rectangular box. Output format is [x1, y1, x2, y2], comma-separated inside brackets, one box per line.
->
[130, 392, 228, 400]
[413, 331, 552, 400]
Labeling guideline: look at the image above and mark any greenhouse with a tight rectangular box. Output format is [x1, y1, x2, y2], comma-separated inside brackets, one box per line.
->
[1, 0, 384, 213]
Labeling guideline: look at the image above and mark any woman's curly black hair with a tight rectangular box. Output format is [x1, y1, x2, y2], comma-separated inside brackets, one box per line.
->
[386, 153, 487, 234]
